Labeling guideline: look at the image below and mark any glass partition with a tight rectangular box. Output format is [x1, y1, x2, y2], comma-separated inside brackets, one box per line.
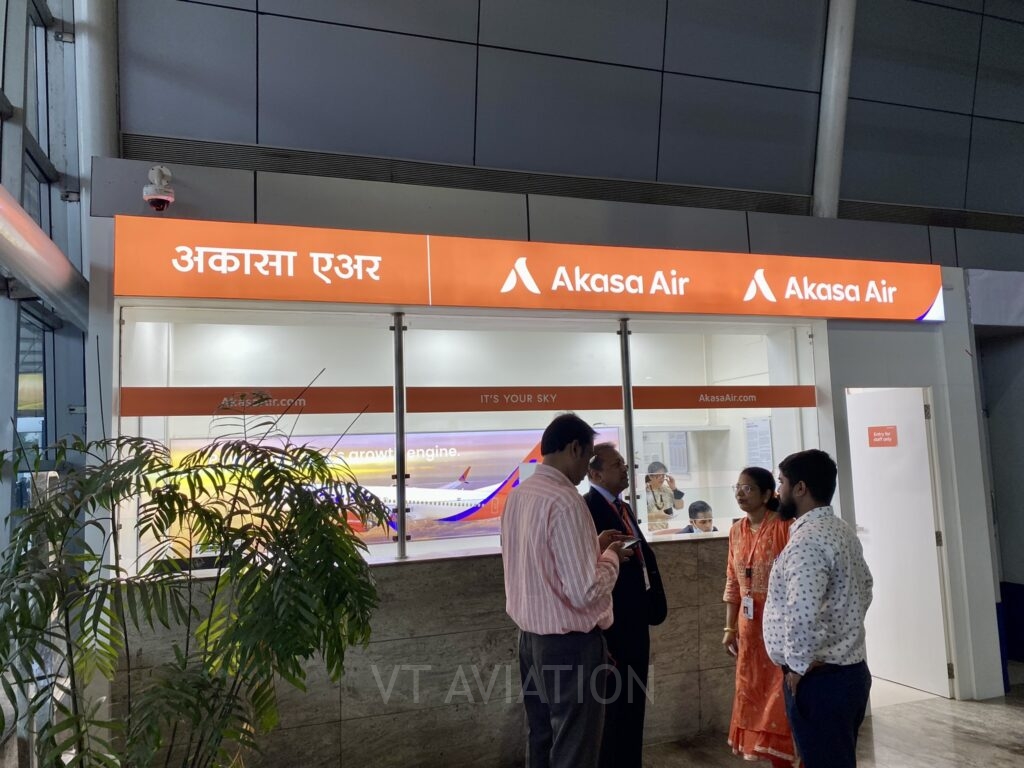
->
[629, 320, 817, 539]
[116, 305, 821, 564]
[117, 306, 398, 570]
[402, 314, 625, 558]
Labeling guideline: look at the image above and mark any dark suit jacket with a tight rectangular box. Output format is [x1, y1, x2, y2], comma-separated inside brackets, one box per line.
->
[583, 489, 667, 657]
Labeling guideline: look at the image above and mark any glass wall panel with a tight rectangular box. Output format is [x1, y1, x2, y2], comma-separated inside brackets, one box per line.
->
[118, 306, 398, 571]
[16, 307, 45, 448]
[629, 320, 817, 539]
[402, 314, 625, 558]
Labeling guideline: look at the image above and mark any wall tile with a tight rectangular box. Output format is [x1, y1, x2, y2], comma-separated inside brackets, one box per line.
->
[120, 0, 256, 142]
[747, 212, 932, 264]
[257, 172, 528, 239]
[699, 603, 737, 672]
[975, 17, 1024, 123]
[341, 628, 518, 718]
[92, 157, 255, 222]
[841, 99, 971, 209]
[339, 698, 526, 767]
[955, 228, 1024, 271]
[259, 16, 475, 163]
[251, 722, 340, 768]
[851, 0, 981, 114]
[643, 670, 701, 743]
[650, 540, 700, 610]
[659, 75, 818, 195]
[650, 603, 701, 678]
[966, 117, 1024, 215]
[369, 556, 515, 642]
[932, 0, 983, 11]
[698, 538, 730, 607]
[479, 0, 666, 69]
[476, 48, 661, 180]
[193, 0, 256, 10]
[259, 0, 478, 42]
[665, 0, 827, 91]
[984, 0, 1024, 22]
[528, 196, 749, 252]
[699, 667, 736, 733]
[929, 226, 959, 267]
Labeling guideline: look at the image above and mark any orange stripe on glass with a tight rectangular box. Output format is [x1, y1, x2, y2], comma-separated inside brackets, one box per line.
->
[406, 386, 622, 413]
[119, 386, 395, 417]
[633, 385, 816, 409]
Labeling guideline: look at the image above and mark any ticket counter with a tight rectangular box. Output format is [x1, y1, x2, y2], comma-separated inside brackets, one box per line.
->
[110, 216, 947, 564]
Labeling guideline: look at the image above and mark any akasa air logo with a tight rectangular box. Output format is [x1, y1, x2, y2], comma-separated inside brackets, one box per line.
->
[500, 257, 541, 294]
[743, 267, 899, 304]
[499, 257, 691, 296]
[743, 268, 777, 302]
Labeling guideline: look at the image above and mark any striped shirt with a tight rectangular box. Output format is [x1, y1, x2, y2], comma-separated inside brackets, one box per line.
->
[502, 463, 620, 635]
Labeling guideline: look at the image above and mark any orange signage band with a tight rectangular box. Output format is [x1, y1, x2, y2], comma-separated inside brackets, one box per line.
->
[113, 217, 945, 323]
[119, 385, 815, 417]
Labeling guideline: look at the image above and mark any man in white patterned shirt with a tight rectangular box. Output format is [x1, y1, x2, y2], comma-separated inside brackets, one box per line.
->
[763, 449, 873, 768]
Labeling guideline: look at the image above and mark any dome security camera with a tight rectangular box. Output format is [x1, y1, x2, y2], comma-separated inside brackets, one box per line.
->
[143, 165, 175, 212]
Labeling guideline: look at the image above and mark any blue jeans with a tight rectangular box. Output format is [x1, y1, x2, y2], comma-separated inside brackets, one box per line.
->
[783, 660, 871, 768]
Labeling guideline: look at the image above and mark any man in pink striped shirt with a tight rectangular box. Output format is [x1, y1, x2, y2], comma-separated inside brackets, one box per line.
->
[502, 413, 632, 768]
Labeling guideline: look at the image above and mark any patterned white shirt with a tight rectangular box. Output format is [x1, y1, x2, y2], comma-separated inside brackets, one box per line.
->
[763, 506, 873, 675]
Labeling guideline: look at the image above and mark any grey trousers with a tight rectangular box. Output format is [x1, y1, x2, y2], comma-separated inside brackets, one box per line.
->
[519, 629, 608, 768]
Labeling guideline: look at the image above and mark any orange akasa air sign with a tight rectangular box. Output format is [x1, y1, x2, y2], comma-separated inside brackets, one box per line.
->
[113, 216, 945, 322]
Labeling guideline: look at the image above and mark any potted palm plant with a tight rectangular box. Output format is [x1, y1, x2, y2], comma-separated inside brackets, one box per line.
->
[0, 393, 391, 767]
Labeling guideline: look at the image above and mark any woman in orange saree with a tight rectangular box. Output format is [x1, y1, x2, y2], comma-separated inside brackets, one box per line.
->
[723, 467, 798, 767]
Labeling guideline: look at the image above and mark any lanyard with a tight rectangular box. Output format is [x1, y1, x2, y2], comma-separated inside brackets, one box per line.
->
[742, 516, 772, 593]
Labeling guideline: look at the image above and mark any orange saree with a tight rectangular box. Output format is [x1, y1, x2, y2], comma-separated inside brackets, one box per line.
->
[723, 515, 798, 766]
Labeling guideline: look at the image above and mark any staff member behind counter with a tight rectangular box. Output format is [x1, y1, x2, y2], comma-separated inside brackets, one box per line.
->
[644, 461, 686, 530]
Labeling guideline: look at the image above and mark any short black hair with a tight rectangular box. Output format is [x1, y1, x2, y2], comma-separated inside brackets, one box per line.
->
[541, 413, 597, 456]
[778, 449, 838, 505]
[688, 500, 712, 519]
[588, 442, 618, 472]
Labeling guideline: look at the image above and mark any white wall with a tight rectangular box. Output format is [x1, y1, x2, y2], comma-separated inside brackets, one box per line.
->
[819, 269, 1003, 700]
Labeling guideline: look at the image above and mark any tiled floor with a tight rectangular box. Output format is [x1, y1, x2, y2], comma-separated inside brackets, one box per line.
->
[644, 673, 1024, 767]
[869, 677, 939, 710]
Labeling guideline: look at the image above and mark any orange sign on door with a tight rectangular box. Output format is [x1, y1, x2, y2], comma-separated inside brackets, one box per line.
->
[868, 425, 899, 447]
[114, 216, 945, 322]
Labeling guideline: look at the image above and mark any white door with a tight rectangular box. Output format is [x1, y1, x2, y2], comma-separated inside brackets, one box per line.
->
[845, 387, 952, 697]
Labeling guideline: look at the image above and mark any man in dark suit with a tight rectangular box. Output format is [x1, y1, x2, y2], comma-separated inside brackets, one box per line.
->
[584, 443, 667, 768]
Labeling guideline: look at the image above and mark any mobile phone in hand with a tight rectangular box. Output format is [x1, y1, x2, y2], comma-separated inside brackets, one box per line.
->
[621, 537, 641, 549]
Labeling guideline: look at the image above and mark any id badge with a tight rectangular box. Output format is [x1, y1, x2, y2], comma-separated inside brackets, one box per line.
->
[741, 595, 755, 620]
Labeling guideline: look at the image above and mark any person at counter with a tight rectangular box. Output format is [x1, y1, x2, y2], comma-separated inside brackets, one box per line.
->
[583, 443, 667, 768]
[502, 413, 632, 768]
[644, 461, 686, 530]
[680, 500, 718, 533]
